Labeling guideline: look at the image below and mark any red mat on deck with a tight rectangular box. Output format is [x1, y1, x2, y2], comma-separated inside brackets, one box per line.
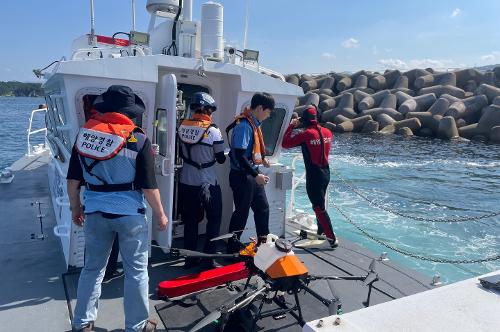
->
[158, 262, 250, 298]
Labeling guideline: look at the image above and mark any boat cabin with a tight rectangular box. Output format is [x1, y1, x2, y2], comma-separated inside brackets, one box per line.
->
[41, 0, 303, 268]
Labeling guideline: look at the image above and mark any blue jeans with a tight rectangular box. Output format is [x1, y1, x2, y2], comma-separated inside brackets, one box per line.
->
[72, 213, 149, 332]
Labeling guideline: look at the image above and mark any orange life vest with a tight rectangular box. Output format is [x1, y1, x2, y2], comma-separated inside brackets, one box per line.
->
[178, 113, 213, 144]
[76, 112, 137, 160]
[227, 108, 266, 165]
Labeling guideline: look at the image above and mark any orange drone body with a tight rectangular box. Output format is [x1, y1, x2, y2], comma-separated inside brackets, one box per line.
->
[266, 255, 308, 279]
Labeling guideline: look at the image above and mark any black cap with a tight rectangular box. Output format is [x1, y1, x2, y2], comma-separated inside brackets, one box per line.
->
[93, 85, 145, 119]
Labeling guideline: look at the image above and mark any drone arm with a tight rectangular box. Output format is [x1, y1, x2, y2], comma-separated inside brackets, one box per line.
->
[299, 280, 337, 308]
[308, 275, 366, 281]
[170, 248, 239, 259]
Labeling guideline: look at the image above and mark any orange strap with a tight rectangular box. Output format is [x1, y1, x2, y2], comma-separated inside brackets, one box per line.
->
[237, 108, 266, 165]
[180, 113, 212, 129]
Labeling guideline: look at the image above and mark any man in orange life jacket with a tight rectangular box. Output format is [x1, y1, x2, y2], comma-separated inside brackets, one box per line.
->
[67, 85, 167, 332]
[226, 92, 274, 253]
[178, 92, 226, 269]
[282, 105, 338, 248]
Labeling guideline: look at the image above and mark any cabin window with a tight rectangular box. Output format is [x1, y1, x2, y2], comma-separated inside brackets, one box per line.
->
[44, 95, 67, 162]
[156, 108, 168, 156]
[261, 107, 286, 156]
[46, 94, 71, 151]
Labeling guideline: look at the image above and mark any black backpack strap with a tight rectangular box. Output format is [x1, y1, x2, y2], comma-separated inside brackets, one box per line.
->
[178, 123, 218, 169]
[79, 154, 108, 185]
[225, 120, 238, 149]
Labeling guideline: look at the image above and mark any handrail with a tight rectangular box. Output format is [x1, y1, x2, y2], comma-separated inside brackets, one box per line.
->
[27, 108, 48, 156]
[287, 154, 306, 217]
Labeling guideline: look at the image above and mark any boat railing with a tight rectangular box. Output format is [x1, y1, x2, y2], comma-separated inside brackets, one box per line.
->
[71, 45, 152, 60]
[286, 154, 320, 231]
[27, 107, 48, 156]
[259, 66, 286, 81]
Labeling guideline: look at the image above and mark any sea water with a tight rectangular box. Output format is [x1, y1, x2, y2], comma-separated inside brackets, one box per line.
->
[1, 97, 499, 283]
[282, 135, 499, 283]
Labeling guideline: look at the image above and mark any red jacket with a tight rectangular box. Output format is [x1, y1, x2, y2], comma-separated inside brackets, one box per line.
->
[282, 123, 332, 168]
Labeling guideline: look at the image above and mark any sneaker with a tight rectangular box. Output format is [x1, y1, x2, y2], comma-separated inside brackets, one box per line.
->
[102, 270, 124, 283]
[72, 322, 94, 332]
[142, 319, 157, 332]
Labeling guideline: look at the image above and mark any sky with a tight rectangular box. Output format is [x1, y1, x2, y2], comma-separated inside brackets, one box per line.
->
[1, 0, 499, 82]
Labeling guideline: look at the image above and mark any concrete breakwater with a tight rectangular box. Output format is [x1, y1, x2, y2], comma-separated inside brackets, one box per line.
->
[286, 67, 500, 143]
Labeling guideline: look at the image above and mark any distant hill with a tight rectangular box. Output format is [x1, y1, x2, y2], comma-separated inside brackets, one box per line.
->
[0, 81, 44, 97]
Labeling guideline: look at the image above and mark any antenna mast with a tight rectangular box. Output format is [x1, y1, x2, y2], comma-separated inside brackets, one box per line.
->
[131, 0, 136, 31]
[243, 0, 250, 49]
[89, 0, 96, 46]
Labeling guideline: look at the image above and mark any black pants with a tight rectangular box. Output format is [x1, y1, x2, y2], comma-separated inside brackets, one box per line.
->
[306, 167, 330, 210]
[228, 170, 270, 251]
[180, 183, 222, 254]
[306, 167, 334, 237]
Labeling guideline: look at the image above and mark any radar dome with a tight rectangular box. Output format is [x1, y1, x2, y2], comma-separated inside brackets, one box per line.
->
[146, 0, 180, 18]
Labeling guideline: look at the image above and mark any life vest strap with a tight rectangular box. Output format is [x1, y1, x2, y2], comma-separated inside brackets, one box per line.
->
[181, 155, 217, 169]
[85, 182, 138, 192]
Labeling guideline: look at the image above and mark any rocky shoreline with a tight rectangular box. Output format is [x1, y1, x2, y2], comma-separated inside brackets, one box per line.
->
[286, 67, 500, 143]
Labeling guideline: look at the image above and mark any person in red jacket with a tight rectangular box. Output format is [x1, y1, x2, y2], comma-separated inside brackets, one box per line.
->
[282, 105, 338, 247]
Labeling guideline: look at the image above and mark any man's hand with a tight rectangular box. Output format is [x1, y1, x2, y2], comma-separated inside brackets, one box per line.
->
[262, 158, 271, 168]
[290, 118, 300, 128]
[71, 205, 85, 227]
[255, 174, 270, 186]
[155, 213, 168, 231]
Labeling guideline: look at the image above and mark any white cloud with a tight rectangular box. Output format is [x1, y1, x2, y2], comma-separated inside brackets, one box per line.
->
[378, 58, 408, 70]
[372, 46, 378, 55]
[450, 8, 461, 18]
[481, 54, 495, 62]
[384, 48, 393, 53]
[321, 52, 336, 59]
[341, 38, 360, 49]
[378, 58, 458, 70]
[1, 67, 12, 72]
[480, 51, 500, 62]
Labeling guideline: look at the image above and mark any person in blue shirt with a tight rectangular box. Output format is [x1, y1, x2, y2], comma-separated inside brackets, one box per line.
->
[226, 92, 274, 253]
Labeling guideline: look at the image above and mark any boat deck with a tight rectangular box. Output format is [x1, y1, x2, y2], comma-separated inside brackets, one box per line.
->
[0, 153, 434, 331]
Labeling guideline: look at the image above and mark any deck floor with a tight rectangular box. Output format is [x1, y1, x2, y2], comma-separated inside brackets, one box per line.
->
[0, 153, 433, 331]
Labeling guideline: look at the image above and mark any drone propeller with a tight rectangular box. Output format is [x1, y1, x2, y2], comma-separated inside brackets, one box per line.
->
[291, 229, 335, 242]
[363, 259, 379, 286]
[188, 286, 267, 332]
[188, 310, 222, 332]
[210, 229, 246, 242]
[170, 248, 238, 259]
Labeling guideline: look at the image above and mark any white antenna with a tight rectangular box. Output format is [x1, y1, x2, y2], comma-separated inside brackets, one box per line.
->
[89, 0, 96, 46]
[131, 0, 136, 31]
[243, 0, 250, 49]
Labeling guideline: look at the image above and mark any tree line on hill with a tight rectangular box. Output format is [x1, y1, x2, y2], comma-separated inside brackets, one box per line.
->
[0, 82, 44, 97]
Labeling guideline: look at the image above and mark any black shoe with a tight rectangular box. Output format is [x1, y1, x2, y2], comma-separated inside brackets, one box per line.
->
[102, 270, 124, 283]
[329, 233, 339, 249]
[201, 258, 222, 269]
[183, 258, 201, 270]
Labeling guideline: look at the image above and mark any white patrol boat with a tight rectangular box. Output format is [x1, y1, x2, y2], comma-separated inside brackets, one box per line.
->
[1, 1, 498, 331]
[41, 0, 301, 269]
